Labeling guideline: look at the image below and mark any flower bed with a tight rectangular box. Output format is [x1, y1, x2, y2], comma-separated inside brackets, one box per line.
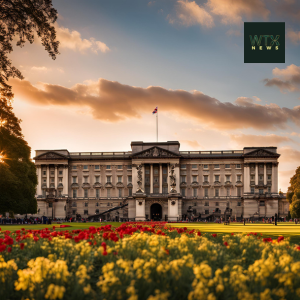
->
[1, 223, 300, 300]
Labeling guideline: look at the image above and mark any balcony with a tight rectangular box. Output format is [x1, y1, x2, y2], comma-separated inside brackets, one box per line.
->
[71, 183, 79, 189]
[180, 182, 187, 188]
[105, 182, 113, 188]
[82, 183, 91, 189]
[213, 181, 221, 186]
[224, 181, 232, 187]
[93, 182, 102, 188]
[235, 181, 243, 187]
[116, 182, 124, 188]
[202, 181, 210, 187]
[191, 181, 200, 187]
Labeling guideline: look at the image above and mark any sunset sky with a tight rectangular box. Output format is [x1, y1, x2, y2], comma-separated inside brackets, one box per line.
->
[8, 0, 300, 192]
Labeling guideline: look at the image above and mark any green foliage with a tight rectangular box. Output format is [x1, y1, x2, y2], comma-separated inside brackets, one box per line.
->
[290, 200, 300, 219]
[287, 167, 300, 220]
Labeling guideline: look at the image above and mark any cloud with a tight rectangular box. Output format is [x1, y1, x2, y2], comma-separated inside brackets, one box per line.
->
[10, 77, 300, 130]
[230, 134, 294, 147]
[264, 64, 300, 93]
[55, 25, 110, 54]
[278, 146, 300, 163]
[226, 29, 241, 36]
[31, 66, 50, 72]
[287, 29, 300, 44]
[207, 0, 270, 24]
[181, 140, 201, 149]
[168, 0, 214, 28]
[279, 169, 294, 192]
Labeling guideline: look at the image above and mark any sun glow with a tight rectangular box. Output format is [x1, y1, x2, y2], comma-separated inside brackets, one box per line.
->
[0, 152, 6, 163]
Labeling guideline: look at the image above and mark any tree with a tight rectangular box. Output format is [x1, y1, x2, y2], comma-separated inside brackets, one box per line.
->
[287, 166, 300, 219]
[0, 0, 59, 215]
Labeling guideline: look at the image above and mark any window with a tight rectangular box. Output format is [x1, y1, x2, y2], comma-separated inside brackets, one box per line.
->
[85, 202, 88, 207]
[205, 210, 209, 214]
[237, 175, 241, 182]
[154, 176, 159, 183]
[118, 176, 122, 183]
[181, 189, 186, 196]
[267, 175, 271, 180]
[192, 175, 197, 182]
[259, 189, 263, 195]
[59, 178, 63, 183]
[48, 202, 53, 208]
[251, 187, 255, 194]
[107, 189, 111, 198]
[268, 187, 271, 193]
[163, 168, 167, 174]
[214, 164, 220, 169]
[129, 188, 132, 196]
[84, 210, 88, 215]
[205, 201, 209, 206]
[180, 176, 186, 183]
[84, 176, 88, 183]
[59, 170, 63, 175]
[154, 168, 159, 175]
[259, 175, 263, 180]
[72, 210, 76, 215]
[153, 187, 159, 193]
[145, 169, 150, 175]
[84, 189, 88, 198]
[163, 186, 168, 194]
[43, 179, 46, 183]
[83, 165, 88, 170]
[118, 189, 122, 198]
[259, 201, 265, 206]
[204, 188, 209, 197]
[51, 178, 54, 183]
[192, 164, 197, 169]
[215, 175, 220, 182]
[73, 190, 77, 198]
[163, 177, 168, 183]
[95, 165, 100, 170]
[107, 202, 110, 206]
[236, 164, 241, 169]
[259, 164, 264, 168]
[128, 176, 132, 183]
[251, 175, 255, 180]
[215, 189, 219, 197]
[106, 165, 111, 170]
[203, 165, 208, 169]
[204, 175, 209, 182]
[43, 171, 46, 175]
[95, 209, 99, 214]
[193, 189, 197, 197]
[107, 176, 111, 183]
[117, 165, 122, 169]
[51, 171, 54, 175]
[225, 164, 230, 169]
[72, 166, 77, 170]
[127, 165, 132, 170]
[215, 202, 219, 206]
[96, 189, 100, 198]
[95, 176, 100, 183]
[237, 202, 241, 207]
[225, 175, 230, 182]
[72, 177, 77, 183]
[181, 164, 186, 169]
[96, 202, 99, 207]
[58, 191, 62, 197]
[227, 188, 230, 196]
[72, 202, 77, 207]
[237, 187, 242, 197]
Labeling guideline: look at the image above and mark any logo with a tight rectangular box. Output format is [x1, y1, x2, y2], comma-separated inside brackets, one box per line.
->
[244, 22, 285, 63]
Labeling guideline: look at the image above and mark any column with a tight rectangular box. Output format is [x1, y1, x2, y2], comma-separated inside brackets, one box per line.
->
[132, 164, 137, 193]
[141, 164, 145, 191]
[167, 164, 170, 193]
[37, 165, 42, 195]
[159, 164, 162, 194]
[150, 164, 153, 193]
[175, 164, 180, 193]
[55, 165, 58, 189]
[243, 164, 250, 193]
[263, 163, 267, 185]
[47, 165, 50, 188]
[255, 163, 258, 185]
[272, 163, 278, 194]
[63, 165, 68, 196]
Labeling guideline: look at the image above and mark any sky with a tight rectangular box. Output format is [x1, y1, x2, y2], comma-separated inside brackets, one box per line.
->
[7, 0, 300, 192]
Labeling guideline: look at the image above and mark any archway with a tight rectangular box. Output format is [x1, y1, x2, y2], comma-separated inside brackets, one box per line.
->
[150, 203, 162, 221]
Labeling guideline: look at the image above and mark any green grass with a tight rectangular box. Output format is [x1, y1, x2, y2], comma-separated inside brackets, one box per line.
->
[172, 222, 300, 244]
[2, 222, 300, 244]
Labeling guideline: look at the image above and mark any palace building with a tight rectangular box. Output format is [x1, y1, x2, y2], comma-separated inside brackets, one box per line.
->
[33, 141, 289, 221]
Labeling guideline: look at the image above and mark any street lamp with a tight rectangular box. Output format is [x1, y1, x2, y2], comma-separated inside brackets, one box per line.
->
[0, 152, 6, 163]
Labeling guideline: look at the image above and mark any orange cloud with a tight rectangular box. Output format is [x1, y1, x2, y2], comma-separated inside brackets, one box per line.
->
[181, 140, 201, 149]
[230, 134, 294, 147]
[287, 29, 300, 44]
[10, 78, 300, 130]
[264, 64, 300, 93]
[278, 147, 300, 163]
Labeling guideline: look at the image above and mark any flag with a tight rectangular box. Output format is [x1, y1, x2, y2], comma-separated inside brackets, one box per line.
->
[152, 107, 158, 114]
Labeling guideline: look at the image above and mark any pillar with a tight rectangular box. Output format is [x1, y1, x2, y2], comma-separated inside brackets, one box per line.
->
[159, 164, 162, 194]
[55, 165, 58, 189]
[63, 165, 68, 196]
[243, 163, 250, 193]
[47, 165, 50, 188]
[264, 163, 267, 185]
[37, 165, 42, 196]
[255, 163, 258, 185]
[272, 163, 278, 194]
[175, 164, 180, 192]
[167, 164, 170, 193]
[150, 164, 153, 193]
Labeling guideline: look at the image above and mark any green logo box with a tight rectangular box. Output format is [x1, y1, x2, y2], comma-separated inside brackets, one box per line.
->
[244, 22, 285, 63]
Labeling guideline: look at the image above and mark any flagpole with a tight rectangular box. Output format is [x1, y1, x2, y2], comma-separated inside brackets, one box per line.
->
[156, 109, 158, 142]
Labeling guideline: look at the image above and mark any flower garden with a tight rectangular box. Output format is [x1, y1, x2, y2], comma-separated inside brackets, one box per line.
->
[1, 222, 300, 300]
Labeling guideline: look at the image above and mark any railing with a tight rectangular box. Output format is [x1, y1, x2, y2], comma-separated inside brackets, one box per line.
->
[180, 150, 243, 155]
[69, 151, 132, 156]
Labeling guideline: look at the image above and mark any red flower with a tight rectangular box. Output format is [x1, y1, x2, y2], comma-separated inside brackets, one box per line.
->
[263, 237, 272, 243]
[212, 234, 217, 238]
[113, 251, 118, 255]
[20, 243, 25, 250]
[231, 233, 234, 236]
[224, 241, 228, 247]
[74, 236, 80, 243]
[0, 245, 6, 252]
[33, 236, 39, 242]
[103, 251, 108, 256]
[7, 247, 12, 253]
[296, 246, 300, 251]
[278, 236, 284, 243]
[197, 232, 201, 236]
[101, 242, 107, 251]
[165, 249, 169, 255]
[88, 241, 92, 246]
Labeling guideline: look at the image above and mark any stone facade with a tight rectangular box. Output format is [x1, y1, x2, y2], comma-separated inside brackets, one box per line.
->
[33, 141, 289, 221]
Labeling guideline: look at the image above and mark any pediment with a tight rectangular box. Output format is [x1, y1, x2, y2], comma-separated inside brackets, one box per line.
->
[131, 146, 181, 158]
[34, 151, 69, 160]
[244, 149, 280, 157]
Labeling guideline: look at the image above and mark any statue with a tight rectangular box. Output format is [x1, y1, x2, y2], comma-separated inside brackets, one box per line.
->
[136, 164, 144, 193]
[169, 165, 177, 193]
